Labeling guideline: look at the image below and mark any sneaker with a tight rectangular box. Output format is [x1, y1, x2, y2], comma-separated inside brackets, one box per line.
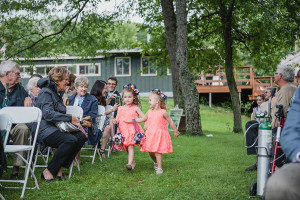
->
[245, 163, 257, 171]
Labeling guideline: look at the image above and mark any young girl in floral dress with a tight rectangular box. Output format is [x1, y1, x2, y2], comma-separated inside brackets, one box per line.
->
[112, 83, 145, 170]
[126, 88, 180, 174]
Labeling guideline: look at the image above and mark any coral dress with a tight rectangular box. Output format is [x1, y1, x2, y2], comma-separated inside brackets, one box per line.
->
[141, 109, 173, 153]
[117, 105, 144, 146]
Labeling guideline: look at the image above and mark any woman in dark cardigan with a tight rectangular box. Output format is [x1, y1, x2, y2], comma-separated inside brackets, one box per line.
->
[35, 67, 87, 182]
[68, 76, 101, 164]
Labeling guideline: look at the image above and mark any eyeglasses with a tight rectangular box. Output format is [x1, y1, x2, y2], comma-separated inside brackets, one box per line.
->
[107, 83, 116, 86]
[274, 72, 279, 76]
[11, 72, 20, 76]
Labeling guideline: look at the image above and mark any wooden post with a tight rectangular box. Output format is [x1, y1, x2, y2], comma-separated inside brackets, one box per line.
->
[209, 93, 212, 107]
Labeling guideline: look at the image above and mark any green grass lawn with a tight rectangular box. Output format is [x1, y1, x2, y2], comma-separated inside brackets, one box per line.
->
[1, 99, 257, 200]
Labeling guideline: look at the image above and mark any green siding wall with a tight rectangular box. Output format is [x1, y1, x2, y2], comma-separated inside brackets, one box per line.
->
[19, 53, 173, 95]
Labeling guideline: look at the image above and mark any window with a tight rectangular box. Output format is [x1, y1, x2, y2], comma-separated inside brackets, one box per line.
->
[79, 64, 100, 76]
[35, 66, 54, 76]
[141, 57, 157, 76]
[19, 66, 31, 78]
[115, 57, 131, 76]
[167, 68, 172, 76]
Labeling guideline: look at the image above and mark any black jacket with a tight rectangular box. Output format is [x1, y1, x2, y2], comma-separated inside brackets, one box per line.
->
[34, 78, 72, 143]
[0, 82, 28, 107]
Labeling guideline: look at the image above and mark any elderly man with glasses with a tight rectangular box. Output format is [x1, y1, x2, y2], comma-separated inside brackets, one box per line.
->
[0, 60, 32, 179]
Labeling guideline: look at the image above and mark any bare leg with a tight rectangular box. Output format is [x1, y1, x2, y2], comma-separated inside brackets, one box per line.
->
[57, 167, 63, 177]
[149, 152, 157, 170]
[149, 152, 157, 163]
[155, 153, 163, 174]
[74, 152, 81, 166]
[43, 168, 54, 180]
[109, 120, 115, 138]
[127, 145, 135, 165]
[101, 125, 111, 151]
[126, 145, 135, 170]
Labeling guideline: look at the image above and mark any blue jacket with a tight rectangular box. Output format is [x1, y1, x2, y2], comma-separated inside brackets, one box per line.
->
[68, 93, 101, 145]
[34, 78, 73, 143]
[281, 87, 300, 162]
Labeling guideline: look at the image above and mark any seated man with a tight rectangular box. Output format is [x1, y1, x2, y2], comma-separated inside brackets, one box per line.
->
[270, 65, 296, 167]
[0, 60, 32, 179]
[265, 87, 300, 200]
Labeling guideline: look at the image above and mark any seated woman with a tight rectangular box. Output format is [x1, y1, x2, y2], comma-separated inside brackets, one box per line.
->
[90, 80, 119, 158]
[26, 76, 41, 105]
[34, 67, 87, 182]
[251, 94, 265, 122]
[68, 76, 101, 164]
[245, 94, 266, 171]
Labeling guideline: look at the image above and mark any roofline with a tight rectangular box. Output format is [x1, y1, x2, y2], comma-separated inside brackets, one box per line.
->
[1, 55, 105, 61]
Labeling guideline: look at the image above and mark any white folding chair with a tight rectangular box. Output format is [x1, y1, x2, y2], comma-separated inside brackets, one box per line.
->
[65, 106, 83, 178]
[0, 113, 12, 200]
[104, 105, 114, 158]
[67, 106, 102, 165]
[0, 107, 42, 199]
[96, 105, 115, 158]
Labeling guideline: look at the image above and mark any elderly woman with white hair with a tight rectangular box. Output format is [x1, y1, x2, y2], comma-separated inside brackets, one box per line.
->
[26, 76, 41, 105]
[68, 76, 101, 165]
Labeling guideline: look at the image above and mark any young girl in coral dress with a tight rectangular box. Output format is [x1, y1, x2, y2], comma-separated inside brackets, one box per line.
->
[112, 83, 145, 170]
[126, 88, 180, 174]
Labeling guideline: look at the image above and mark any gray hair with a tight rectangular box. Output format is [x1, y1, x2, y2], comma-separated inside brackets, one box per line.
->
[0, 60, 20, 77]
[277, 65, 295, 82]
[74, 76, 89, 89]
[27, 76, 40, 95]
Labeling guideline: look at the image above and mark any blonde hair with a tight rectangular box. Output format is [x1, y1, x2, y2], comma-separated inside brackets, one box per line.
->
[150, 92, 166, 109]
[48, 67, 70, 85]
[122, 87, 141, 107]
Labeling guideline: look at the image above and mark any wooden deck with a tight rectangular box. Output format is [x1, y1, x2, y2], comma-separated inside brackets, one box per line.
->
[194, 66, 296, 101]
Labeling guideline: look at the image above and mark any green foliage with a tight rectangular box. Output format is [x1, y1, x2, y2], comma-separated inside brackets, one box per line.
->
[241, 101, 254, 117]
[219, 100, 233, 110]
[1, 100, 255, 200]
[199, 96, 209, 106]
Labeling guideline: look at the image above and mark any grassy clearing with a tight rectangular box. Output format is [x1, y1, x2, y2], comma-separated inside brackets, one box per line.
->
[1, 99, 257, 200]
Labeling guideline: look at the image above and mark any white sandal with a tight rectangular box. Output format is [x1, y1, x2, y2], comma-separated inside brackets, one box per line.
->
[156, 168, 163, 174]
[154, 162, 158, 170]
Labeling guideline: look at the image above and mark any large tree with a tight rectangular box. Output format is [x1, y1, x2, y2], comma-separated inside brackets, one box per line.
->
[186, 0, 299, 132]
[175, 0, 203, 135]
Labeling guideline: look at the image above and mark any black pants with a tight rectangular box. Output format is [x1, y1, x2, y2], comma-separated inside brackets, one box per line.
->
[245, 120, 259, 155]
[42, 130, 87, 176]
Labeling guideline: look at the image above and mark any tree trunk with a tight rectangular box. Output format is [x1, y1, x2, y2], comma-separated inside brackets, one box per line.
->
[160, 0, 184, 109]
[176, 0, 203, 135]
[219, 0, 243, 133]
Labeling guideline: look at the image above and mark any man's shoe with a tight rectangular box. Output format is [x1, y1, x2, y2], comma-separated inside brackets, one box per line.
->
[10, 173, 22, 179]
[245, 163, 257, 171]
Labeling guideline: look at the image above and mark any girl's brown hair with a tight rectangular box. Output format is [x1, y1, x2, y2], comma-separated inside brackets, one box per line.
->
[122, 87, 141, 107]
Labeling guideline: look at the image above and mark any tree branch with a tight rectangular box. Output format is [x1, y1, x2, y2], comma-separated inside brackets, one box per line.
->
[10, 0, 89, 58]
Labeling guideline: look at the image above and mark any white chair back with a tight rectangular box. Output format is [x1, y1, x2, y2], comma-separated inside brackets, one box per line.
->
[0, 107, 42, 198]
[0, 114, 12, 149]
[96, 105, 106, 131]
[66, 106, 83, 120]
